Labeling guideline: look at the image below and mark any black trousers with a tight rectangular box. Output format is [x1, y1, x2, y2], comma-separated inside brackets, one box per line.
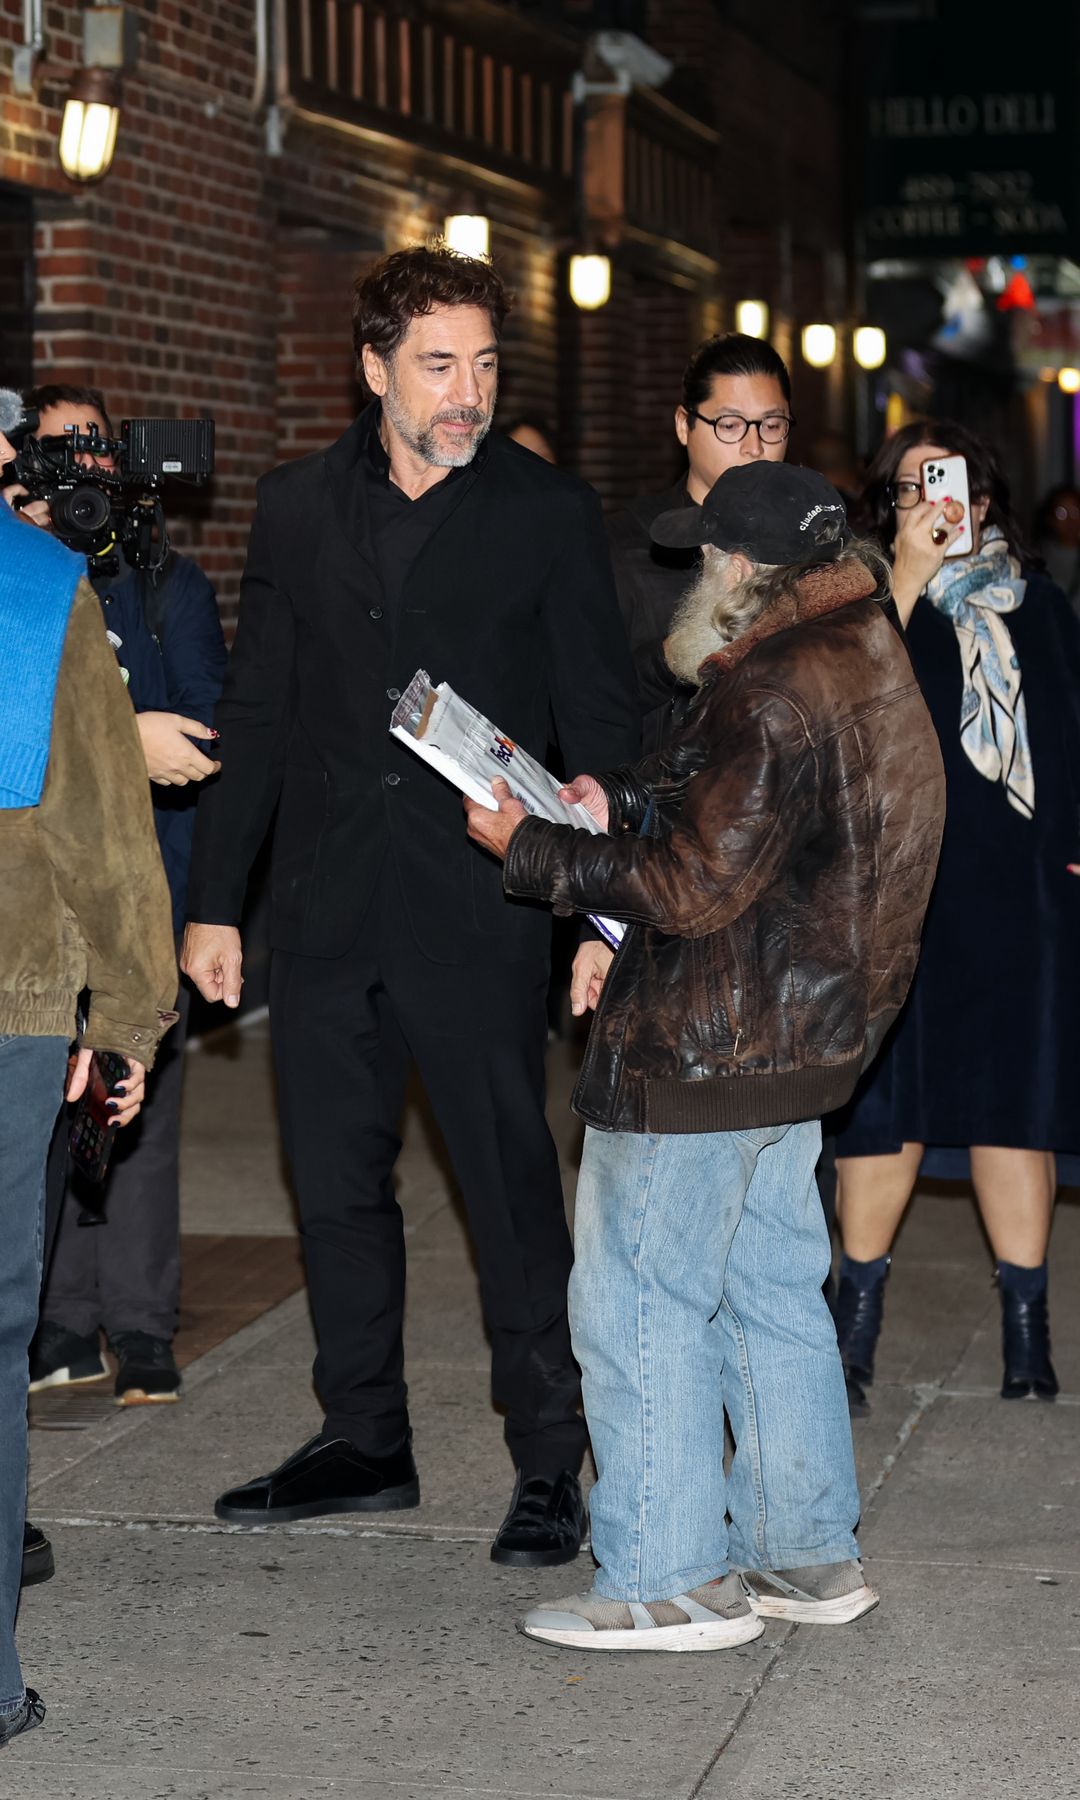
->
[42, 977, 190, 1340]
[269, 868, 587, 1480]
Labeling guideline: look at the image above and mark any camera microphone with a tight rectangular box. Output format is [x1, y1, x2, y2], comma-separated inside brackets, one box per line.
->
[0, 388, 30, 439]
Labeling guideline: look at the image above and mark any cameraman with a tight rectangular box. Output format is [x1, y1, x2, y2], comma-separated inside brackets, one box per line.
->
[4, 384, 226, 1411]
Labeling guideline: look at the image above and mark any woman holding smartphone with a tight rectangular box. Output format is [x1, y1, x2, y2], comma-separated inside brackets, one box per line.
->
[829, 419, 1080, 1410]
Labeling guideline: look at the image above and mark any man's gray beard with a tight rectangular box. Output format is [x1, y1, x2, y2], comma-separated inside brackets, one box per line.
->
[383, 375, 494, 469]
[664, 553, 738, 684]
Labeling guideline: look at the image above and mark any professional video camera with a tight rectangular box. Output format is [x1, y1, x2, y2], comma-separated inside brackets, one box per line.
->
[2, 397, 214, 577]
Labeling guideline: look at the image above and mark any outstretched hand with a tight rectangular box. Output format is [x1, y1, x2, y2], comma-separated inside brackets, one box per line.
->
[464, 778, 529, 861]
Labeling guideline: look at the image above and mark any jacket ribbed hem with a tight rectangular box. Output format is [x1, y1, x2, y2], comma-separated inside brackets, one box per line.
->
[0, 996, 77, 1042]
[576, 1059, 864, 1135]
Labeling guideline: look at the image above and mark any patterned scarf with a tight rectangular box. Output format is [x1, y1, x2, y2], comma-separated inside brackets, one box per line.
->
[925, 527, 1035, 819]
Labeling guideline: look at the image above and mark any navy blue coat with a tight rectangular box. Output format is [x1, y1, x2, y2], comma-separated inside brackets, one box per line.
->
[832, 572, 1080, 1163]
[94, 553, 226, 931]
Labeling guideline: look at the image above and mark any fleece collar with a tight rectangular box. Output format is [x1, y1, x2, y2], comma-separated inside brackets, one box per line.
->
[700, 558, 879, 683]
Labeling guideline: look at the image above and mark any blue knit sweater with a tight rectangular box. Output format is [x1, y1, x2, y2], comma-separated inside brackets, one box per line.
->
[0, 503, 84, 809]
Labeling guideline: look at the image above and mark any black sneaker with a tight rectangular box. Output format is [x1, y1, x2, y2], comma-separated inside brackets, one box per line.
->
[20, 1525, 54, 1588]
[0, 1689, 45, 1747]
[110, 1332, 182, 1406]
[28, 1322, 108, 1392]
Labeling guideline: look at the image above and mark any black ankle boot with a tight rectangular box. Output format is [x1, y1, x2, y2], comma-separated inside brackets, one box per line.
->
[832, 1256, 889, 1414]
[999, 1263, 1058, 1401]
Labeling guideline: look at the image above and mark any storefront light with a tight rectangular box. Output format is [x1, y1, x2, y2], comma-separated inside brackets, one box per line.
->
[735, 300, 769, 339]
[58, 67, 121, 182]
[801, 323, 836, 369]
[1058, 368, 1080, 394]
[853, 326, 887, 371]
[569, 254, 611, 311]
[443, 214, 490, 259]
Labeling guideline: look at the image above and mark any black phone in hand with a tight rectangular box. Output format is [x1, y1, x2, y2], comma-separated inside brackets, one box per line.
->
[68, 1050, 130, 1184]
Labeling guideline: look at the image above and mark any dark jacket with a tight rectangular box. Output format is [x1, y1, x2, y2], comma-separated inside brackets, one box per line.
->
[606, 480, 699, 754]
[94, 552, 226, 932]
[503, 558, 946, 1133]
[186, 407, 640, 963]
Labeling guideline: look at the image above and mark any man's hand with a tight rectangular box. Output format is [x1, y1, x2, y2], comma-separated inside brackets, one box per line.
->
[570, 941, 614, 1016]
[138, 712, 221, 786]
[66, 1049, 147, 1127]
[558, 774, 609, 832]
[181, 922, 243, 1007]
[463, 777, 528, 861]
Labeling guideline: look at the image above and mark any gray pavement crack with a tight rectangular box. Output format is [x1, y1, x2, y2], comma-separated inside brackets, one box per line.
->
[685, 1626, 796, 1798]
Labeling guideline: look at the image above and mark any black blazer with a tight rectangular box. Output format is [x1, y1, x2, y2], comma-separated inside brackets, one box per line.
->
[606, 480, 699, 755]
[186, 409, 640, 963]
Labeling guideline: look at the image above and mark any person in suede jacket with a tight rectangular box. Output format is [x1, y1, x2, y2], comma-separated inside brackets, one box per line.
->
[0, 461, 176, 1749]
[466, 463, 945, 1656]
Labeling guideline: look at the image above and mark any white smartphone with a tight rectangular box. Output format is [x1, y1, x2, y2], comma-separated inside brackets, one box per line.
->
[921, 453, 973, 558]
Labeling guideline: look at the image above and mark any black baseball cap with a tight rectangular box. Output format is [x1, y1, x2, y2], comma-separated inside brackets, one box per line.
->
[651, 462, 849, 563]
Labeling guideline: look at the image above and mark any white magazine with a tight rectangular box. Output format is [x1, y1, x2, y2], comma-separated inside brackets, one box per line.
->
[389, 670, 624, 949]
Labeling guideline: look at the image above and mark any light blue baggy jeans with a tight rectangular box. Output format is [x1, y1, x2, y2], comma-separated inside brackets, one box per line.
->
[0, 1034, 68, 1714]
[570, 1119, 860, 1603]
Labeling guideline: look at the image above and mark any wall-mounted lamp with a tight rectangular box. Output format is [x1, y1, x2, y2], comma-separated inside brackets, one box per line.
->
[59, 67, 122, 181]
[801, 323, 837, 369]
[443, 214, 490, 259]
[1059, 367, 1080, 394]
[57, 6, 137, 184]
[735, 300, 769, 339]
[853, 326, 887, 371]
[569, 254, 611, 311]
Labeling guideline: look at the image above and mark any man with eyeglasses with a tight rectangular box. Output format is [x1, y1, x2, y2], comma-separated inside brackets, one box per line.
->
[607, 333, 795, 758]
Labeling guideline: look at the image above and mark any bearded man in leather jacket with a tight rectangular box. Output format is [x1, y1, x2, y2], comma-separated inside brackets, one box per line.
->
[466, 462, 945, 1654]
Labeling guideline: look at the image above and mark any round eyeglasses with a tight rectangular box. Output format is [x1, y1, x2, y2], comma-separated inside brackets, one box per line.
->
[889, 480, 924, 510]
[689, 410, 795, 446]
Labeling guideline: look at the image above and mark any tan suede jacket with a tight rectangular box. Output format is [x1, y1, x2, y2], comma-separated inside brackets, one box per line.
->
[0, 579, 178, 1065]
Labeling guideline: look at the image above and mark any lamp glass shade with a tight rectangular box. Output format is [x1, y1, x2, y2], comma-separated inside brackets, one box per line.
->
[853, 325, 887, 371]
[801, 323, 837, 369]
[735, 300, 769, 339]
[443, 214, 490, 259]
[569, 254, 611, 311]
[1058, 367, 1080, 394]
[59, 78, 120, 182]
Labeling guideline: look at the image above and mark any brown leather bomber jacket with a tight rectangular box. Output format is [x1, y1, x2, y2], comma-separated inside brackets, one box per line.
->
[503, 558, 946, 1134]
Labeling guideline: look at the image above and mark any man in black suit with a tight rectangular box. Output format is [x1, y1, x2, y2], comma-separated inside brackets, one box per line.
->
[181, 244, 639, 1565]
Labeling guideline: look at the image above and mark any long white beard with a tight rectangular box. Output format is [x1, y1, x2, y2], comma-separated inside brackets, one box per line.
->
[664, 554, 739, 684]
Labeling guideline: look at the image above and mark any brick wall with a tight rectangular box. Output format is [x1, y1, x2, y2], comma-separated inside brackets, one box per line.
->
[1, 0, 278, 615]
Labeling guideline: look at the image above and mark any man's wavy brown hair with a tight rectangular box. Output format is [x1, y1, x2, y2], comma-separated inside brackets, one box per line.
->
[352, 243, 512, 379]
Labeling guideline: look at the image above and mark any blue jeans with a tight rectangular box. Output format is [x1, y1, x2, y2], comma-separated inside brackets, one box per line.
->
[0, 1034, 67, 1713]
[570, 1120, 860, 1603]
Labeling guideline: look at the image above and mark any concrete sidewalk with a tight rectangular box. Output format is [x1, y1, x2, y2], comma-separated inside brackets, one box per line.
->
[11, 1020, 1080, 1800]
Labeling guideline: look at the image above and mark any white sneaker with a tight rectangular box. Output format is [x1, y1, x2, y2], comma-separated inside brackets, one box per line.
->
[519, 1574, 765, 1653]
[741, 1560, 879, 1624]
